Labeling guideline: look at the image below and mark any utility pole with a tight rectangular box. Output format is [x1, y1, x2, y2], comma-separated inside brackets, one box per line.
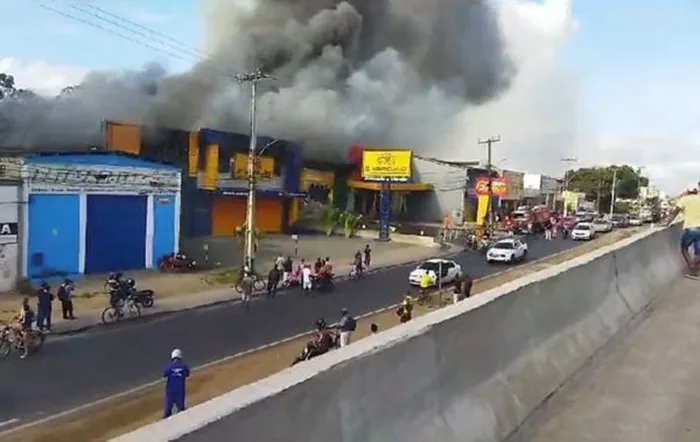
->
[235, 69, 274, 273]
[478, 136, 501, 237]
[609, 167, 617, 217]
[636, 166, 645, 215]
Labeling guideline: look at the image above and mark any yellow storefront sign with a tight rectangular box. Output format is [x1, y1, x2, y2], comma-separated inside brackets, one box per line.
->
[362, 150, 412, 180]
[232, 153, 274, 180]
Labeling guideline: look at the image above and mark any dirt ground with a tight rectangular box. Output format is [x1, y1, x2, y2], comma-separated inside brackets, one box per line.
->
[2, 229, 640, 442]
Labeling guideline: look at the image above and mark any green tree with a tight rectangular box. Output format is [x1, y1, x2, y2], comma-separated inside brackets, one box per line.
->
[0, 72, 34, 100]
[565, 165, 649, 213]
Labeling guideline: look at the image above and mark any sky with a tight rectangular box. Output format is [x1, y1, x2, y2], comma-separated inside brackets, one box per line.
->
[0, 0, 698, 194]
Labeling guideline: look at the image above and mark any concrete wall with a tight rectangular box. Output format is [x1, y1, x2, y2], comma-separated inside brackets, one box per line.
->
[113, 226, 683, 442]
[412, 158, 466, 220]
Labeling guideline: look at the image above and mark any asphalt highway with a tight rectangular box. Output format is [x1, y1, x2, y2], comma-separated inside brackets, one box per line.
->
[0, 237, 578, 429]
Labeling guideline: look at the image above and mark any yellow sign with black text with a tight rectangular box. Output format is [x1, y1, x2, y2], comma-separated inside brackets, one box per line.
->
[361, 150, 412, 181]
[232, 153, 275, 181]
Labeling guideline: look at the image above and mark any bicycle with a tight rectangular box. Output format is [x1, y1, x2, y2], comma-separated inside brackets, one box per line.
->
[234, 273, 266, 294]
[101, 296, 142, 324]
[348, 263, 365, 280]
[0, 324, 45, 359]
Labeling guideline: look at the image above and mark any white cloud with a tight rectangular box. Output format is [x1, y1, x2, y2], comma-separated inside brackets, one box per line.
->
[436, 0, 697, 195]
[0, 58, 89, 96]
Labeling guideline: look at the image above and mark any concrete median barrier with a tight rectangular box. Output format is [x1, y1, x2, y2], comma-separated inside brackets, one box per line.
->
[113, 226, 683, 442]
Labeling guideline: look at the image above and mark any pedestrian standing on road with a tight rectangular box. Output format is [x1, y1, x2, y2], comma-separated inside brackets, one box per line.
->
[36, 281, 54, 332]
[337, 308, 356, 347]
[267, 265, 281, 298]
[302, 264, 313, 295]
[163, 348, 190, 419]
[282, 255, 293, 283]
[240, 272, 254, 303]
[364, 244, 372, 268]
[57, 278, 76, 320]
[666, 185, 700, 278]
[544, 220, 553, 240]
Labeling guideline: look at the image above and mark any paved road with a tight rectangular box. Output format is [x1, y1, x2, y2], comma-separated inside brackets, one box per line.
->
[523, 276, 700, 442]
[0, 237, 576, 428]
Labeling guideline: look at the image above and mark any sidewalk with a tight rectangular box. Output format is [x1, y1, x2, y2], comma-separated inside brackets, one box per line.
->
[10, 242, 459, 335]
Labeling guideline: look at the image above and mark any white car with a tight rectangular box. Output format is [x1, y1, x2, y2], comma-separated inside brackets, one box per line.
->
[592, 219, 612, 233]
[628, 217, 643, 226]
[486, 238, 528, 263]
[409, 258, 462, 286]
[571, 222, 596, 240]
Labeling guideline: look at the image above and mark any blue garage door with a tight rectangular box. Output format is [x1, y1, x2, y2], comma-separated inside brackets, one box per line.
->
[85, 195, 147, 274]
[152, 194, 176, 267]
[27, 194, 81, 279]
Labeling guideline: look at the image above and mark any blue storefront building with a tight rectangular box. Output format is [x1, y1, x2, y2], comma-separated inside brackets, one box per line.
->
[20, 152, 181, 279]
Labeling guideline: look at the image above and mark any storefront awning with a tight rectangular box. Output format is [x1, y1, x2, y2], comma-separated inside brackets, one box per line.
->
[347, 179, 433, 192]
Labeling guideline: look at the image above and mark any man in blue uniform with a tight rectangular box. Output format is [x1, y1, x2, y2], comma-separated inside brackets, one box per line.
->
[36, 281, 54, 332]
[163, 348, 190, 418]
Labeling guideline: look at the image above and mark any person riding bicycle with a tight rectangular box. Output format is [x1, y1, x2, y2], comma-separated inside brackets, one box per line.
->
[12, 297, 34, 358]
[353, 251, 363, 277]
[108, 272, 126, 313]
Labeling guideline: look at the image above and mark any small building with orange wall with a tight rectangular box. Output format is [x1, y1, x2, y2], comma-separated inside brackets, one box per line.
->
[103, 121, 305, 237]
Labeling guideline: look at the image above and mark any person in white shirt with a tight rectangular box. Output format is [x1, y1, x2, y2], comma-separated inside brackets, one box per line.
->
[302, 265, 313, 294]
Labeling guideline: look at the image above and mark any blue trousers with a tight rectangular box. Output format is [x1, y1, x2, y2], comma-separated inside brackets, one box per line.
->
[164, 391, 186, 418]
[36, 306, 51, 329]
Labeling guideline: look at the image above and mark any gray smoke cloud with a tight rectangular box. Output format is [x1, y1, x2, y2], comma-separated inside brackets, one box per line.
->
[0, 0, 515, 160]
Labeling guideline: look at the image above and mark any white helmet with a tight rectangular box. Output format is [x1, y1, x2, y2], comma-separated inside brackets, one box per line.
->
[171, 348, 183, 360]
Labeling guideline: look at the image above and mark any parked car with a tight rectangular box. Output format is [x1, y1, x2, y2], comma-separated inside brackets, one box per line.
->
[592, 218, 613, 233]
[486, 238, 528, 264]
[571, 222, 596, 241]
[408, 259, 462, 287]
[628, 216, 643, 226]
[610, 214, 629, 228]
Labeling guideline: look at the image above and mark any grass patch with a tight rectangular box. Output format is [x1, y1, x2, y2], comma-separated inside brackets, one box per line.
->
[203, 267, 240, 286]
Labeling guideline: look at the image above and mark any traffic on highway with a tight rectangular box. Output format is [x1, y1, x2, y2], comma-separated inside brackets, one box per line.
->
[0, 236, 580, 431]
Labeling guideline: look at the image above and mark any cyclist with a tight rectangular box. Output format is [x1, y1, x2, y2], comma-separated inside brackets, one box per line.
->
[313, 319, 333, 354]
[12, 297, 34, 359]
[353, 250, 363, 277]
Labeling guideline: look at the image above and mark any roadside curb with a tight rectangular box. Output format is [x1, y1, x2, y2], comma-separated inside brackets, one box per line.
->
[50, 246, 464, 337]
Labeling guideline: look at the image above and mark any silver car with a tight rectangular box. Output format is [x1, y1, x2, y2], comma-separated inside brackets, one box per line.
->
[592, 219, 612, 233]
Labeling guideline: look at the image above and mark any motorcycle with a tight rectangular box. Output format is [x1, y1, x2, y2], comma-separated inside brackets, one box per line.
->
[291, 332, 340, 366]
[312, 273, 335, 292]
[159, 253, 197, 272]
[106, 276, 155, 309]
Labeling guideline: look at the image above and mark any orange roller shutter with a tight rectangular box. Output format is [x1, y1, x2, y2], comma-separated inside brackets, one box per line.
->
[211, 196, 246, 236]
[255, 199, 282, 233]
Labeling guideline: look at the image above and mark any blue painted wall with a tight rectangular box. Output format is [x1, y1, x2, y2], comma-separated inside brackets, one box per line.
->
[85, 194, 147, 274]
[181, 178, 212, 238]
[27, 194, 81, 279]
[152, 194, 176, 266]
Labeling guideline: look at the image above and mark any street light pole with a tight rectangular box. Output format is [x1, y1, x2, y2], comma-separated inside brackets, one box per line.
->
[235, 69, 274, 273]
[609, 167, 618, 217]
[478, 136, 501, 237]
[636, 166, 645, 215]
[560, 157, 577, 216]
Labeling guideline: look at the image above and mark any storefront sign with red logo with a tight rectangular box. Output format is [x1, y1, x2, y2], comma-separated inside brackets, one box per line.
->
[474, 177, 507, 197]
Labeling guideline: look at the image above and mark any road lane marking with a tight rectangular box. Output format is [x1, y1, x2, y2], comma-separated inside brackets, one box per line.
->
[0, 237, 606, 438]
